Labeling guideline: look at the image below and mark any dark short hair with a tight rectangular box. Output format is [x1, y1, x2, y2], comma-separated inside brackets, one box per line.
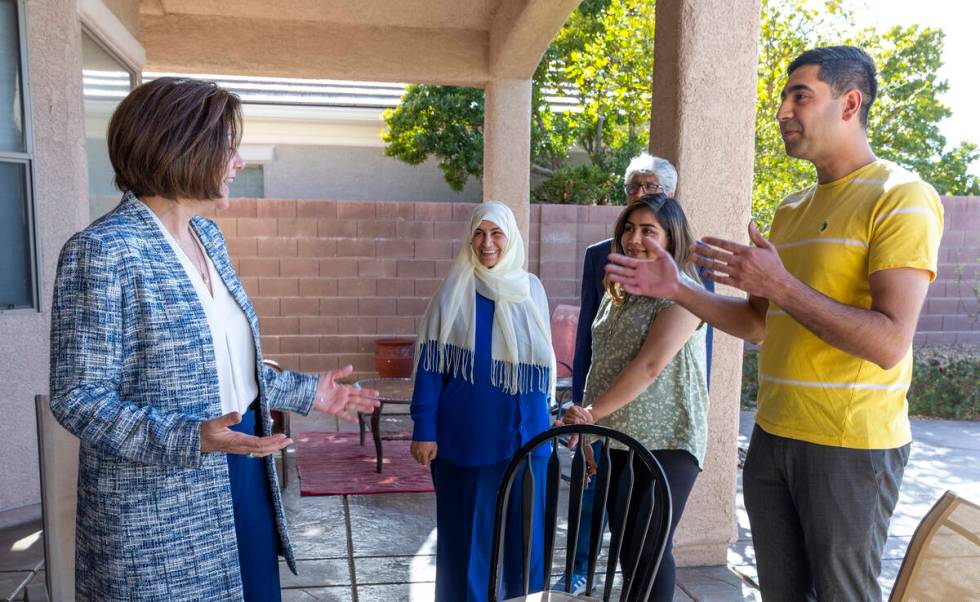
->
[606, 193, 700, 302]
[788, 45, 877, 126]
[107, 77, 242, 200]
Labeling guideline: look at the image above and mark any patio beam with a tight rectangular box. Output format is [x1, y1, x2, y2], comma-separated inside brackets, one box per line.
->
[488, 0, 582, 79]
[139, 13, 490, 86]
[649, 0, 762, 566]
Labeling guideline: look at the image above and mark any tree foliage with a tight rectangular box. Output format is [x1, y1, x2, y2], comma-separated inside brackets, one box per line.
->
[383, 0, 654, 205]
[383, 0, 979, 219]
[753, 0, 980, 229]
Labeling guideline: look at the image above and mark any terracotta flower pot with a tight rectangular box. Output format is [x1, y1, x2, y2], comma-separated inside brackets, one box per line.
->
[374, 338, 416, 377]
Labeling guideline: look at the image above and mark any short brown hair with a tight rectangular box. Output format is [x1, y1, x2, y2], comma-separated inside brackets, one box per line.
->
[107, 77, 242, 200]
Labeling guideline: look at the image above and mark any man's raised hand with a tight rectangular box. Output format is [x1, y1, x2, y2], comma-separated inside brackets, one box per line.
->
[604, 236, 682, 299]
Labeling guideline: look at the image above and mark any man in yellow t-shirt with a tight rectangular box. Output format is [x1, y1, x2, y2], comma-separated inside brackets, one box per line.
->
[604, 46, 943, 600]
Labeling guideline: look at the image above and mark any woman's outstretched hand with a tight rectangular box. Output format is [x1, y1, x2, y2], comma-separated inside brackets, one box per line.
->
[200, 412, 292, 457]
[312, 365, 380, 423]
[410, 441, 438, 466]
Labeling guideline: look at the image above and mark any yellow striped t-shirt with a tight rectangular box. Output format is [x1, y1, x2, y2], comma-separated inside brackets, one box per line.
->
[756, 159, 944, 449]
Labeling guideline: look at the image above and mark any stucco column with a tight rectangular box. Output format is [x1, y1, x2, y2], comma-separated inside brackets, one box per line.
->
[483, 78, 532, 243]
[649, 0, 762, 566]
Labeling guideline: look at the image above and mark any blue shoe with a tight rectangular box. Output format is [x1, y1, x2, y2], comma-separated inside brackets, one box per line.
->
[553, 572, 588, 596]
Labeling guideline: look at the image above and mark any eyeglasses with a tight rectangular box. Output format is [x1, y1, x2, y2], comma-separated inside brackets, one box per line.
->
[625, 181, 664, 195]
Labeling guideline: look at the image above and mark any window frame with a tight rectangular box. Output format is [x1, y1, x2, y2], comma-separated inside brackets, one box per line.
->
[80, 23, 141, 89]
[80, 25, 140, 221]
[0, 0, 41, 313]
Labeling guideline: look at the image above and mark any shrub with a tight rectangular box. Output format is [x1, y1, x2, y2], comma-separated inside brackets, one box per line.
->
[741, 349, 759, 410]
[908, 346, 980, 420]
[532, 163, 623, 205]
[740, 346, 979, 420]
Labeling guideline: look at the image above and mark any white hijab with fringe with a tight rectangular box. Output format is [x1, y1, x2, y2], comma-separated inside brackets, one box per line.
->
[415, 201, 556, 401]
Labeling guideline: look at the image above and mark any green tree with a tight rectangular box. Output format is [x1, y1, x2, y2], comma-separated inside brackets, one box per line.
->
[753, 0, 980, 230]
[384, 0, 980, 215]
[382, 0, 655, 205]
[861, 25, 980, 198]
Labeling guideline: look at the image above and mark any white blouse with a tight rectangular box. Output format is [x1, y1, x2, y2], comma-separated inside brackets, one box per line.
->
[145, 205, 259, 415]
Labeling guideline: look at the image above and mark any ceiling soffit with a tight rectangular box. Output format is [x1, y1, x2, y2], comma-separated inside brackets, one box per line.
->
[138, 0, 581, 86]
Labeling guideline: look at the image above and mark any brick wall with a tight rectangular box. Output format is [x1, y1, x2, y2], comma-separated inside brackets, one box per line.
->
[207, 199, 621, 374]
[917, 196, 980, 346]
[209, 195, 977, 375]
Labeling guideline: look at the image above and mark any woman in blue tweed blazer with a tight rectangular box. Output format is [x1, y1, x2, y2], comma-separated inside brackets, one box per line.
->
[49, 77, 378, 601]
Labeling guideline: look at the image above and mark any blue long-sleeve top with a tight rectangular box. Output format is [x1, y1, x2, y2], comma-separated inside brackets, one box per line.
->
[411, 293, 552, 467]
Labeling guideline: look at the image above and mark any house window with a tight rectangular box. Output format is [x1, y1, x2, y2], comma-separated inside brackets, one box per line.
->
[229, 165, 265, 198]
[82, 29, 138, 220]
[0, 0, 39, 311]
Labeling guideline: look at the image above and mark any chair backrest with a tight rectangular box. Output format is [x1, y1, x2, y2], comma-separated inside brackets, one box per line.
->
[488, 424, 672, 602]
[889, 490, 980, 601]
[35, 394, 78, 601]
[550, 304, 579, 377]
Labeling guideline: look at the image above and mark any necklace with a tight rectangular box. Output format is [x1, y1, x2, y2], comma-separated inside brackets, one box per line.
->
[186, 226, 211, 286]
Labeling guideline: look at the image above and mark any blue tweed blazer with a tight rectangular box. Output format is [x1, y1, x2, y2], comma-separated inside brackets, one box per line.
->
[49, 193, 318, 601]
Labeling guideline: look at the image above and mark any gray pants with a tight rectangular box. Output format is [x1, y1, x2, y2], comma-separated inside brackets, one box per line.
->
[743, 425, 909, 601]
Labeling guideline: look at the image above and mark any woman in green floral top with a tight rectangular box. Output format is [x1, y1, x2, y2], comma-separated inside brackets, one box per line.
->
[563, 193, 709, 601]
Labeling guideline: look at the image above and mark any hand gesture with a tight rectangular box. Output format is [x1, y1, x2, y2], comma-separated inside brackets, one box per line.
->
[560, 405, 596, 449]
[200, 412, 292, 457]
[693, 222, 788, 299]
[604, 236, 682, 299]
[562, 405, 595, 425]
[312, 365, 380, 423]
[410, 441, 438, 466]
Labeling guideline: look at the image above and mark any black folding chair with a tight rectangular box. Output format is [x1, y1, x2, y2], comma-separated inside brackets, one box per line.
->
[488, 424, 672, 601]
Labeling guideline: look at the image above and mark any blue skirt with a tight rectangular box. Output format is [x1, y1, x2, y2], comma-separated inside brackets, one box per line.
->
[227, 408, 282, 601]
[431, 457, 547, 602]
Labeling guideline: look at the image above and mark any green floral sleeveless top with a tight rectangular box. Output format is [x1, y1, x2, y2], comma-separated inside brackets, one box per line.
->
[583, 277, 710, 467]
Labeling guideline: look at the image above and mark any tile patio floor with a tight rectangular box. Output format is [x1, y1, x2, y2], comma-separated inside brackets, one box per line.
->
[3, 408, 978, 601]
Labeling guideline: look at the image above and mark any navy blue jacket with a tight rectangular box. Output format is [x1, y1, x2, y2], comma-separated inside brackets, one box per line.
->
[571, 238, 714, 404]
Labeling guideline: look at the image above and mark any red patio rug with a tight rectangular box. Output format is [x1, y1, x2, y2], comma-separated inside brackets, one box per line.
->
[295, 432, 434, 496]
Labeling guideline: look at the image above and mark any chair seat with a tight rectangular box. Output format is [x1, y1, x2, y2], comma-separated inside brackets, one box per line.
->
[504, 591, 599, 602]
[503, 592, 600, 602]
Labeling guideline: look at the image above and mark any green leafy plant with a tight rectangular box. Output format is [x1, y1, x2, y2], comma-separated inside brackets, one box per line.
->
[908, 346, 980, 420]
[383, 0, 654, 204]
[753, 0, 980, 230]
[383, 0, 980, 213]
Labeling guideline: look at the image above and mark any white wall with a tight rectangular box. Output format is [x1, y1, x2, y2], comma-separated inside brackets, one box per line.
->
[263, 144, 483, 203]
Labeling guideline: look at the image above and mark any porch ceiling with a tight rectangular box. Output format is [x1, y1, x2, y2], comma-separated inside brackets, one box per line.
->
[138, 0, 581, 86]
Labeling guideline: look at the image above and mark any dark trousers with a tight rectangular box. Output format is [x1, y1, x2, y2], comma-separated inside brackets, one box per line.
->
[606, 449, 700, 602]
[743, 425, 909, 601]
[227, 408, 282, 602]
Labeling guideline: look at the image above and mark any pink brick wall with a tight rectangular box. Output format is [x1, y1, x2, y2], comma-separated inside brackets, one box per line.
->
[207, 195, 977, 375]
[917, 196, 980, 346]
[206, 199, 621, 374]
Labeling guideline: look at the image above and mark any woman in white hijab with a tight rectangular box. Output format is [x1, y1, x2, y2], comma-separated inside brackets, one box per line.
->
[410, 201, 556, 602]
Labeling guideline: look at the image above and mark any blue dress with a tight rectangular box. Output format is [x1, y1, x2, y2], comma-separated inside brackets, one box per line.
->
[412, 293, 552, 602]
